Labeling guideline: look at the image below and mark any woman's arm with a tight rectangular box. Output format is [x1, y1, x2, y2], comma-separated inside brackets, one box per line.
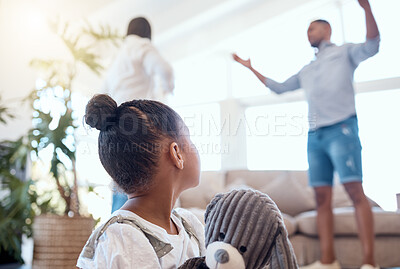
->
[144, 46, 175, 94]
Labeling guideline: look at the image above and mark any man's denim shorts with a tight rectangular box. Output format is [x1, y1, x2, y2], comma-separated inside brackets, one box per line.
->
[307, 115, 363, 187]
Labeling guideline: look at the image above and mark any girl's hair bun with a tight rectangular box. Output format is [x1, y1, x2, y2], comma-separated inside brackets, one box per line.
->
[85, 94, 118, 131]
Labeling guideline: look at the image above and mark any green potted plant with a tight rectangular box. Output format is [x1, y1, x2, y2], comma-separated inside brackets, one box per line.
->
[0, 99, 36, 266]
[25, 20, 122, 268]
[0, 19, 121, 268]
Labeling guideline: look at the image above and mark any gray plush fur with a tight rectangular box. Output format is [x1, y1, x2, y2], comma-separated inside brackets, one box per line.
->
[204, 189, 298, 269]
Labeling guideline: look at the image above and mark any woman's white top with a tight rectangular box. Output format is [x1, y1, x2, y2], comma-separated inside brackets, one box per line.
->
[104, 35, 174, 104]
[76, 208, 205, 269]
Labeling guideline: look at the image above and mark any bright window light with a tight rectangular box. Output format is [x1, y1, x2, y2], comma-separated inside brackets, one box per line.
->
[174, 103, 222, 171]
[342, 0, 400, 82]
[356, 89, 400, 211]
[227, 0, 343, 99]
[246, 101, 309, 171]
[170, 53, 228, 106]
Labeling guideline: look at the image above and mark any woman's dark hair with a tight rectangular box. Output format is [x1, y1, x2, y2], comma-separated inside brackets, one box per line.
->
[84, 94, 183, 194]
[311, 19, 331, 27]
[127, 17, 152, 40]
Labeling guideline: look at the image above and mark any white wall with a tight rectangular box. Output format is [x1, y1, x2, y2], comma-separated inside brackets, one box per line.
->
[0, 0, 37, 140]
[0, 0, 319, 141]
[0, 0, 109, 140]
[88, 0, 320, 62]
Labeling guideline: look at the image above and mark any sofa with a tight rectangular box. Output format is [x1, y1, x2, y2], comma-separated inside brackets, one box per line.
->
[178, 170, 400, 268]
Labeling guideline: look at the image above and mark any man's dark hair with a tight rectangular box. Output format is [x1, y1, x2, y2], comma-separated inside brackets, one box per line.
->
[311, 19, 331, 27]
[127, 17, 152, 40]
[84, 94, 184, 194]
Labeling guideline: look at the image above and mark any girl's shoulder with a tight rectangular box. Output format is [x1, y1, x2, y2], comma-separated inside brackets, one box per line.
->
[173, 208, 203, 226]
[173, 208, 206, 252]
[84, 210, 155, 252]
[102, 214, 148, 239]
[77, 212, 160, 268]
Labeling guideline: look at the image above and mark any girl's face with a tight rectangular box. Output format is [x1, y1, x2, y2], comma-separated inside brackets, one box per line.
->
[180, 126, 201, 190]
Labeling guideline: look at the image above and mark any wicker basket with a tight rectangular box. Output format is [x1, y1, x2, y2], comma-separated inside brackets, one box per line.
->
[32, 214, 94, 269]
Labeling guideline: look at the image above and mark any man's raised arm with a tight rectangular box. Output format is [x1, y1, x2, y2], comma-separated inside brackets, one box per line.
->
[348, 0, 380, 66]
[232, 53, 300, 94]
[358, 0, 379, 39]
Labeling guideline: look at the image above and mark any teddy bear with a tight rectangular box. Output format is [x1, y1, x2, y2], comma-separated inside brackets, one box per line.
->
[179, 189, 298, 269]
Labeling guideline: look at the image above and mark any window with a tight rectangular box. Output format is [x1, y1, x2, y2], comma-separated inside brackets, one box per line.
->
[342, 0, 400, 82]
[246, 101, 309, 170]
[356, 89, 400, 210]
[170, 53, 228, 106]
[227, 0, 344, 99]
[73, 93, 113, 220]
[244, 90, 400, 210]
[175, 103, 222, 171]
[72, 0, 400, 219]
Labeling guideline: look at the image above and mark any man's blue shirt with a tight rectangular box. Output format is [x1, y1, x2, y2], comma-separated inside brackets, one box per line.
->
[265, 36, 380, 129]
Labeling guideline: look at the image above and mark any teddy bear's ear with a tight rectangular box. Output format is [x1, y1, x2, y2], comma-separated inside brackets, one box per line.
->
[178, 257, 208, 269]
[204, 193, 224, 224]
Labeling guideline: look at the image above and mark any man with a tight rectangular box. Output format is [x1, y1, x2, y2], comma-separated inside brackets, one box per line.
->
[233, 0, 379, 268]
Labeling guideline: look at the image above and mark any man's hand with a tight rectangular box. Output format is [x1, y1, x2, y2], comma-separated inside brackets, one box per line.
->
[232, 53, 252, 69]
[232, 53, 268, 85]
[358, 0, 371, 10]
[358, 0, 379, 39]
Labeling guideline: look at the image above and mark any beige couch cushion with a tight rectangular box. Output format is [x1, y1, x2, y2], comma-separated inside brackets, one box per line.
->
[331, 183, 352, 208]
[290, 234, 400, 267]
[282, 213, 297, 237]
[225, 178, 253, 191]
[185, 207, 206, 225]
[331, 179, 380, 208]
[179, 171, 225, 209]
[225, 170, 301, 190]
[296, 207, 400, 236]
[226, 170, 380, 214]
[226, 170, 316, 217]
[259, 172, 316, 217]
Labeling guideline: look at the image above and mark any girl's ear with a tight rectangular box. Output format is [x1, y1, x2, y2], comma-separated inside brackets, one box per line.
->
[169, 142, 184, 169]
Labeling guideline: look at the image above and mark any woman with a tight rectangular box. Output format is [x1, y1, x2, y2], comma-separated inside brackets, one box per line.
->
[103, 17, 175, 211]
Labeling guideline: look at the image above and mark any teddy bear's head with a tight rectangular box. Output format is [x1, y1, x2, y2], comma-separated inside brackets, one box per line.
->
[203, 189, 297, 269]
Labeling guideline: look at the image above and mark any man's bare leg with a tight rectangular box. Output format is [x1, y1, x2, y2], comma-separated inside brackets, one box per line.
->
[343, 182, 375, 266]
[314, 186, 335, 264]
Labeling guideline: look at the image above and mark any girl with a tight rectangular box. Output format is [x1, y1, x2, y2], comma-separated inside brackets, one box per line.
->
[77, 94, 205, 268]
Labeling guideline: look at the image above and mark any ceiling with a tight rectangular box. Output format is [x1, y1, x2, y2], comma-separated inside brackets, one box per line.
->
[86, 0, 318, 60]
